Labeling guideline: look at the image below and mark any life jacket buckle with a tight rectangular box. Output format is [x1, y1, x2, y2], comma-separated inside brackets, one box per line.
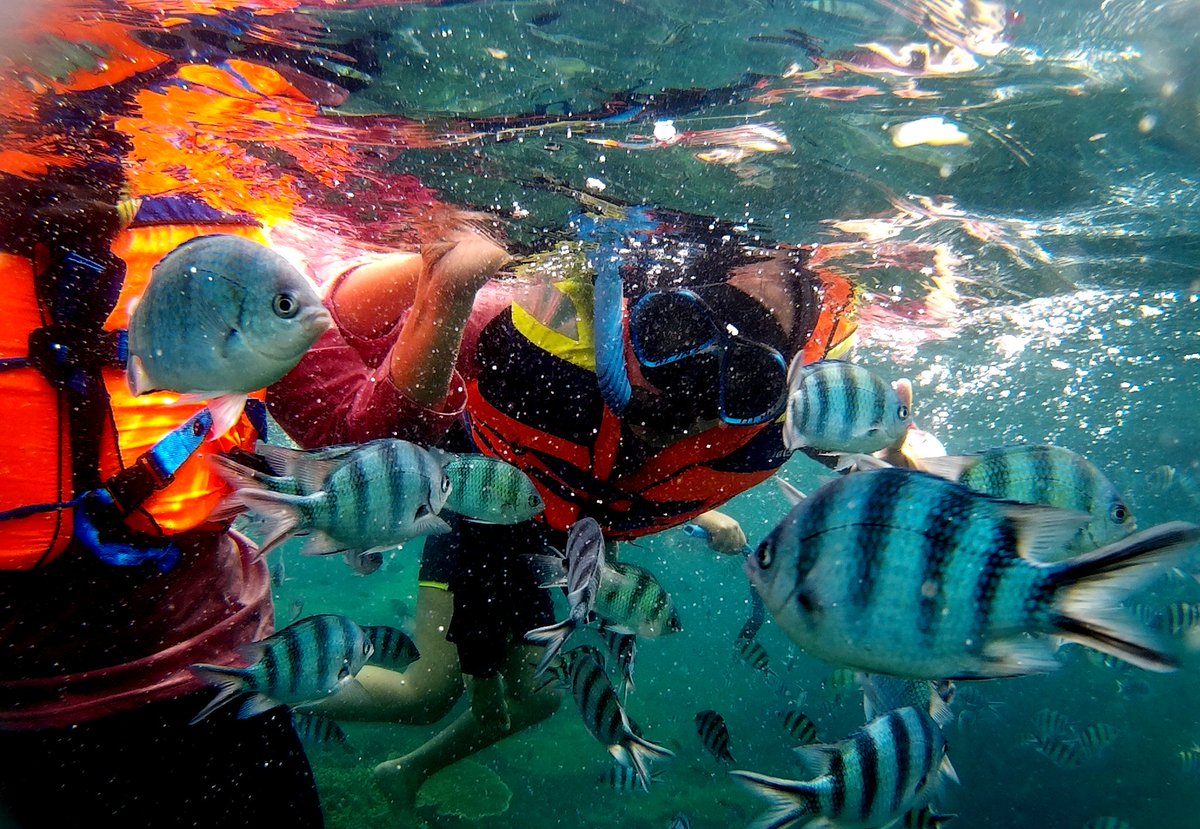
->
[74, 488, 181, 573]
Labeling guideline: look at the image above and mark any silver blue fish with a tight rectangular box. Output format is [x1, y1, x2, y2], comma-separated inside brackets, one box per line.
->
[212, 438, 452, 558]
[442, 453, 545, 523]
[527, 518, 607, 676]
[360, 625, 420, 672]
[127, 235, 330, 436]
[731, 705, 954, 829]
[902, 805, 957, 828]
[783, 360, 912, 455]
[915, 444, 1134, 558]
[189, 613, 372, 723]
[292, 711, 354, 752]
[553, 646, 674, 789]
[860, 674, 955, 723]
[597, 762, 664, 792]
[595, 560, 682, 639]
[748, 466, 1200, 679]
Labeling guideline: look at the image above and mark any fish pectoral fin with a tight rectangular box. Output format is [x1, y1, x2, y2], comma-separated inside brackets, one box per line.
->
[236, 693, 281, 720]
[911, 454, 974, 480]
[775, 476, 807, 505]
[298, 531, 348, 557]
[1000, 501, 1090, 561]
[792, 744, 836, 777]
[205, 393, 248, 439]
[412, 513, 452, 536]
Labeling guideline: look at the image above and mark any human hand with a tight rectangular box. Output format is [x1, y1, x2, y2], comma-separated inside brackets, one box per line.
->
[422, 229, 511, 304]
[470, 673, 512, 733]
[693, 510, 748, 555]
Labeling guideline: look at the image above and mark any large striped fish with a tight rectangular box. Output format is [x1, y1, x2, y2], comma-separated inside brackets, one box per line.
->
[211, 438, 452, 558]
[730, 705, 953, 829]
[189, 614, 373, 723]
[595, 560, 682, 639]
[555, 646, 674, 790]
[783, 360, 912, 455]
[912, 444, 1135, 558]
[441, 453, 545, 524]
[748, 466, 1200, 679]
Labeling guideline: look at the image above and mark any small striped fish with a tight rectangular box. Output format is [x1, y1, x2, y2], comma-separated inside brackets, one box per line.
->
[557, 646, 674, 788]
[212, 439, 452, 558]
[597, 762, 662, 792]
[1166, 601, 1200, 635]
[597, 624, 637, 701]
[1034, 708, 1073, 742]
[527, 518, 607, 676]
[696, 709, 736, 764]
[902, 805, 957, 828]
[442, 453, 545, 524]
[734, 637, 775, 677]
[1033, 735, 1083, 769]
[748, 467, 1200, 679]
[780, 709, 820, 745]
[915, 444, 1135, 559]
[292, 711, 353, 752]
[1178, 748, 1200, 776]
[783, 360, 912, 455]
[595, 561, 682, 639]
[860, 674, 955, 723]
[1078, 723, 1118, 759]
[731, 706, 953, 829]
[189, 614, 373, 723]
[360, 625, 420, 672]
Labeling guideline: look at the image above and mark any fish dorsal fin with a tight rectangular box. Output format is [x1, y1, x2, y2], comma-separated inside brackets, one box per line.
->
[999, 501, 1090, 562]
[257, 442, 350, 491]
[792, 744, 836, 777]
[776, 477, 807, 505]
[912, 454, 974, 481]
[927, 691, 955, 729]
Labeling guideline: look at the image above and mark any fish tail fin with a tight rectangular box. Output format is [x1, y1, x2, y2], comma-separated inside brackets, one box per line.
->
[620, 732, 674, 792]
[525, 618, 577, 677]
[728, 770, 817, 829]
[188, 664, 253, 724]
[1050, 521, 1200, 672]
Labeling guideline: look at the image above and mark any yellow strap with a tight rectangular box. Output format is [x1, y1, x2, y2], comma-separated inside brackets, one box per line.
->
[418, 579, 450, 592]
[511, 276, 598, 372]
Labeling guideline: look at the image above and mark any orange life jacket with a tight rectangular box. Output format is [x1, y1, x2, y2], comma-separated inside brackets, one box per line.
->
[0, 197, 265, 570]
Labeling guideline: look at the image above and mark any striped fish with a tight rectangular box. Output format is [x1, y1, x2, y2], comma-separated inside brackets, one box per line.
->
[360, 625, 420, 672]
[442, 453, 545, 524]
[555, 646, 674, 789]
[292, 711, 354, 752]
[731, 706, 954, 829]
[189, 614, 373, 723]
[1077, 723, 1117, 759]
[597, 762, 663, 792]
[696, 709, 736, 764]
[1166, 601, 1200, 635]
[670, 816, 692, 829]
[595, 561, 682, 639]
[212, 439, 452, 558]
[1033, 708, 1073, 742]
[735, 637, 775, 678]
[781, 709, 820, 745]
[1178, 748, 1200, 776]
[783, 360, 912, 455]
[902, 805, 957, 828]
[914, 445, 1135, 559]
[597, 624, 637, 701]
[860, 675, 955, 723]
[747, 467, 1200, 679]
[1033, 735, 1082, 769]
[526, 518, 607, 676]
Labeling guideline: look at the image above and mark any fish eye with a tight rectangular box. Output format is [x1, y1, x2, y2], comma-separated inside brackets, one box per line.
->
[529, 494, 541, 508]
[1110, 503, 1129, 524]
[273, 292, 299, 318]
[441, 476, 452, 494]
[756, 541, 773, 569]
[897, 404, 910, 420]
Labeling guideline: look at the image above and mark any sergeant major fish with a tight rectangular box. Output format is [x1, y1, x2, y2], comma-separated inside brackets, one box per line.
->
[695, 709, 736, 764]
[747, 466, 1200, 679]
[730, 705, 955, 829]
[783, 359, 912, 455]
[911, 444, 1135, 558]
[441, 453, 545, 524]
[595, 560, 682, 639]
[552, 646, 674, 790]
[527, 517, 607, 676]
[189, 613, 373, 723]
[211, 438, 452, 559]
[126, 235, 331, 437]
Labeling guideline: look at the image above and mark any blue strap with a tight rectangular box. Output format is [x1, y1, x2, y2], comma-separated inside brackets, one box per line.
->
[592, 256, 631, 414]
[149, 409, 213, 478]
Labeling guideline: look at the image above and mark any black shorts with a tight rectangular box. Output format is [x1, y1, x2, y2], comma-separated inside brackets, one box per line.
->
[0, 693, 323, 828]
[419, 515, 558, 679]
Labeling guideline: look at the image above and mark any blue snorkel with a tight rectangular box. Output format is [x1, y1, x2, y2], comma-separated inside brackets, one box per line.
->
[575, 206, 658, 415]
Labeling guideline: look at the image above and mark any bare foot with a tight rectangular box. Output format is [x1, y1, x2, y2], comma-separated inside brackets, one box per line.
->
[373, 757, 425, 820]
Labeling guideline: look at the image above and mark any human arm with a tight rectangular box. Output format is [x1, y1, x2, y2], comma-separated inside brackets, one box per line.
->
[691, 509, 749, 555]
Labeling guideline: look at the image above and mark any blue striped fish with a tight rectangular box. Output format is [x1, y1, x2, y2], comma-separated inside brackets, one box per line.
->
[526, 518, 607, 676]
[212, 439, 452, 557]
[747, 467, 1200, 679]
[189, 614, 373, 723]
[730, 706, 953, 829]
[441, 453, 545, 524]
[554, 646, 674, 789]
[915, 445, 1134, 558]
[783, 360, 912, 455]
